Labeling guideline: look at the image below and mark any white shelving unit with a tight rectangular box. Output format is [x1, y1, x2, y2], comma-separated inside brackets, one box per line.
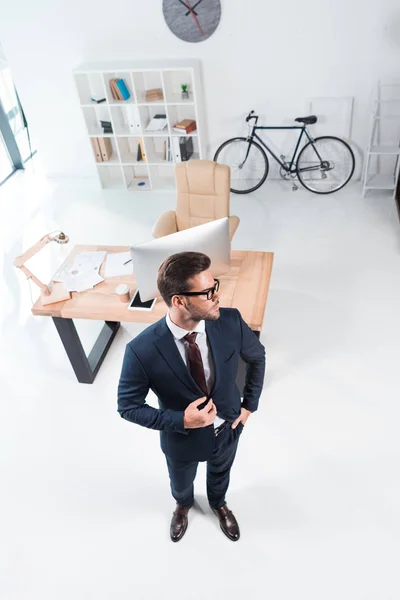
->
[73, 60, 206, 191]
[363, 81, 400, 198]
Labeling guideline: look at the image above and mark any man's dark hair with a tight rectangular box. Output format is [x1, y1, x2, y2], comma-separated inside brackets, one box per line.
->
[157, 252, 211, 306]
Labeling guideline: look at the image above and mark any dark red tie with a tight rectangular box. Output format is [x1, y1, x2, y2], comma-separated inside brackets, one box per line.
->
[184, 333, 208, 396]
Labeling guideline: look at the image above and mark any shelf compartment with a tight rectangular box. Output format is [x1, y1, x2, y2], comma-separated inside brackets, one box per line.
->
[170, 136, 199, 163]
[75, 73, 106, 105]
[162, 69, 194, 104]
[143, 136, 173, 164]
[365, 174, 396, 190]
[110, 105, 142, 136]
[370, 145, 400, 155]
[139, 105, 169, 135]
[103, 72, 135, 105]
[167, 105, 197, 135]
[149, 164, 175, 190]
[117, 137, 147, 164]
[91, 137, 119, 164]
[123, 165, 151, 191]
[133, 71, 164, 104]
[83, 106, 113, 136]
[97, 165, 124, 190]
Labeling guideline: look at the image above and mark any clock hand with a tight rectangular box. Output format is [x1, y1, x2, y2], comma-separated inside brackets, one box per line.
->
[185, 0, 203, 16]
[184, 0, 204, 35]
[178, 0, 197, 15]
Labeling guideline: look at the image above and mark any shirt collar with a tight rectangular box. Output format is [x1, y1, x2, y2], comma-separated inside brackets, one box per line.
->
[166, 311, 205, 341]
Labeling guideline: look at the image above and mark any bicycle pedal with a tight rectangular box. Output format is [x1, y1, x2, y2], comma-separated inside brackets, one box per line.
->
[292, 184, 298, 191]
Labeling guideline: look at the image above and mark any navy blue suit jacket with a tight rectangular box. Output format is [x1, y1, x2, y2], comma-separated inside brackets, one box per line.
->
[117, 308, 266, 461]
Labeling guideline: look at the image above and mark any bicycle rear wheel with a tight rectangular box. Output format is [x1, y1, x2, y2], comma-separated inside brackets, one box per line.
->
[296, 136, 355, 194]
[213, 137, 269, 194]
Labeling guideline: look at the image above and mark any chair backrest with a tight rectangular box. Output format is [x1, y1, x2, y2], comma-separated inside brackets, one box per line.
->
[175, 160, 231, 232]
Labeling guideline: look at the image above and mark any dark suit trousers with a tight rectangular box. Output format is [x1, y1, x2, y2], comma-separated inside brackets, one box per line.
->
[165, 421, 244, 509]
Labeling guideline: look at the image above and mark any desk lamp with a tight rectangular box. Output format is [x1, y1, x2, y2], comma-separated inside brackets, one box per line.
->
[14, 231, 71, 306]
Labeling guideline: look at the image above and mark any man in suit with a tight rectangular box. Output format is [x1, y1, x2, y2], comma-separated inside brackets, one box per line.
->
[118, 251, 265, 542]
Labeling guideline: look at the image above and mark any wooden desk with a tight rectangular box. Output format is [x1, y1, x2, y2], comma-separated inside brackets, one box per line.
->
[32, 246, 274, 383]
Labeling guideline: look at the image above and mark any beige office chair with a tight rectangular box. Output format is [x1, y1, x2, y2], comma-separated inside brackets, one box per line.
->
[152, 160, 240, 241]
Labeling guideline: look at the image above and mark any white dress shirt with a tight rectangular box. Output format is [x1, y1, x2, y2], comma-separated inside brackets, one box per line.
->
[166, 312, 225, 428]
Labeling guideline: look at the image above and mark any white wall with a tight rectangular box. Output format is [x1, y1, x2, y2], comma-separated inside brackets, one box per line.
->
[1, 0, 399, 178]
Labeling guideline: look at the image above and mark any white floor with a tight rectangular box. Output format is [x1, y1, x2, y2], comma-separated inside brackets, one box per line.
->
[1, 165, 400, 600]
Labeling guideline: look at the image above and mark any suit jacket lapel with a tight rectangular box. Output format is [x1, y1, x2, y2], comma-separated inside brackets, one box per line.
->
[154, 319, 203, 395]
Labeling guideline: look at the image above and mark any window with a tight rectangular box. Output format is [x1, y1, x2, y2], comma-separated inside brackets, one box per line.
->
[0, 43, 35, 186]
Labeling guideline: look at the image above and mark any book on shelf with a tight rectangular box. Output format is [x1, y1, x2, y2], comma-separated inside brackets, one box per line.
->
[173, 119, 197, 134]
[137, 138, 146, 162]
[145, 88, 164, 102]
[145, 114, 168, 132]
[109, 78, 130, 101]
[100, 120, 113, 134]
[163, 138, 172, 162]
[116, 79, 130, 100]
[109, 79, 121, 100]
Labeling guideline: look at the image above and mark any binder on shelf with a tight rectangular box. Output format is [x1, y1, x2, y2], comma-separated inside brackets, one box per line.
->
[172, 137, 181, 163]
[90, 138, 102, 162]
[179, 137, 194, 161]
[116, 79, 131, 101]
[98, 137, 113, 161]
[128, 105, 141, 133]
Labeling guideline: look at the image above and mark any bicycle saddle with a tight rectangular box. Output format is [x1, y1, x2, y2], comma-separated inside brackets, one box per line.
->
[295, 115, 317, 125]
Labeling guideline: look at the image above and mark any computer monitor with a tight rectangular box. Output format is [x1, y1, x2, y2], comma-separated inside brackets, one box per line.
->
[130, 217, 231, 302]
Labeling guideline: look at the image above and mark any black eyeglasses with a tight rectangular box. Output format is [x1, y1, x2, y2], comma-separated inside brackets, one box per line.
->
[176, 279, 220, 301]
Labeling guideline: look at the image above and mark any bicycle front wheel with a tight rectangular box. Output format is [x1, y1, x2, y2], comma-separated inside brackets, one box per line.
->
[296, 136, 355, 194]
[213, 137, 269, 194]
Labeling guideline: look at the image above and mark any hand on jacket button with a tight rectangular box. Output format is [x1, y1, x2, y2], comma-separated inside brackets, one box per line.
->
[184, 397, 216, 429]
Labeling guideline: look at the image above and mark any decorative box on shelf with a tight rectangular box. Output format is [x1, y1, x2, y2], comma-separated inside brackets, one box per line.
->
[73, 59, 205, 192]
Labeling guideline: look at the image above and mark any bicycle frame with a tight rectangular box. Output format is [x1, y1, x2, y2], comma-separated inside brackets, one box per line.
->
[246, 124, 325, 173]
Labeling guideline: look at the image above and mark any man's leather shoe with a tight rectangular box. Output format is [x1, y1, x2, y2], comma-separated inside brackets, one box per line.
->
[170, 504, 191, 542]
[212, 503, 240, 541]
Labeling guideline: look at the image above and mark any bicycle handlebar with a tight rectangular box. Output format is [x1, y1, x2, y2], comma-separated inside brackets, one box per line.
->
[246, 110, 258, 123]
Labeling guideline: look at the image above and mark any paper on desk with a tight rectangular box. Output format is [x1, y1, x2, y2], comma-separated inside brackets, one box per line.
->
[61, 270, 104, 292]
[52, 251, 106, 281]
[104, 251, 133, 278]
[73, 251, 106, 272]
[51, 250, 106, 292]
[71, 273, 104, 293]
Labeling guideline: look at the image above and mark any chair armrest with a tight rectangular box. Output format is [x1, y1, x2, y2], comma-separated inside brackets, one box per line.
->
[229, 216, 240, 241]
[152, 211, 178, 238]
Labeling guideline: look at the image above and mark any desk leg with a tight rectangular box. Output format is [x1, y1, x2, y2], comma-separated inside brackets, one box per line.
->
[236, 330, 260, 396]
[52, 318, 120, 384]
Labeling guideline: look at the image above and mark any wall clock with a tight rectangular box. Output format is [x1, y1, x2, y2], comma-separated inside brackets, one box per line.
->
[163, 0, 221, 43]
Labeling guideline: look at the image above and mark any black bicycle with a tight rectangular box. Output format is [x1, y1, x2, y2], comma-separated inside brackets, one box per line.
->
[213, 111, 355, 194]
